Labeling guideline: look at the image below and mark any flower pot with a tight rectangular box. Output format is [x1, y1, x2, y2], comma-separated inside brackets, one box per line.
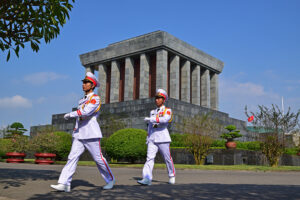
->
[225, 141, 237, 149]
[297, 152, 300, 156]
[34, 153, 56, 165]
[6, 152, 26, 163]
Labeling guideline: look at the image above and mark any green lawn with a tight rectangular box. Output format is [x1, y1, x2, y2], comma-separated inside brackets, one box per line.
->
[1, 159, 299, 172]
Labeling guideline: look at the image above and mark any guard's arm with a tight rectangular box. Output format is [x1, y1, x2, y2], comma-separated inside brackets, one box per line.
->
[149, 108, 172, 124]
[69, 96, 101, 118]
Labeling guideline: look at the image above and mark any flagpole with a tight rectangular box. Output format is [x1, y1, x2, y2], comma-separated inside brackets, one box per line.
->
[282, 96, 284, 115]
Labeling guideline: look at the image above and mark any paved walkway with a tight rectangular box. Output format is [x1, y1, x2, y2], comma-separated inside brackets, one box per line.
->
[0, 162, 300, 200]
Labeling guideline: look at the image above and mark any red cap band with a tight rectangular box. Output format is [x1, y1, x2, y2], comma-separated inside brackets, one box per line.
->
[85, 76, 97, 86]
[156, 93, 166, 99]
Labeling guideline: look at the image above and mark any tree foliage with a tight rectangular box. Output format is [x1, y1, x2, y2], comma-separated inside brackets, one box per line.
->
[180, 113, 221, 165]
[30, 132, 60, 153]
[245, 104, 300, 167]
[6, 122, 27, 137]
[260, 134, 284, 167]
[8, 134, 29, 153]
[245, 104, 300, 135]
[0, 0, 75, 61]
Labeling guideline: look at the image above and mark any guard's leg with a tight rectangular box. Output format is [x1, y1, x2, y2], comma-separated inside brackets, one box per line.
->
[57, 138, 85, 185]
[84, 138, 114, 183]
[157, 142, 176, 178]
[142, 141, 158, 181]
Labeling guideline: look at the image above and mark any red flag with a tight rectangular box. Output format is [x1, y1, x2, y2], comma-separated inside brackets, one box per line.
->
[248, 115, 254, 122]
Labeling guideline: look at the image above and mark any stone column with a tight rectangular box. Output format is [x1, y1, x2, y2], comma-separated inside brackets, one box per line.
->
[156, 49, 168, 91]
[201, 68, 210, 108]
[124, 57, 134, 101]
[139, 53, 150, 99]
[181, 60, 191, 103]
[110, 60, 120, 103]
[169, 55, 180, 100]
[210, 72, 219, 110]
[85, 66, 94, 74]
[191, 65, 201, 105]
[98, 63, 107, 104]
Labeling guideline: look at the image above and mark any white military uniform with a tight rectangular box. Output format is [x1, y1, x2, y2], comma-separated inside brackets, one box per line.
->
[57, 76, 114, 186]
[142, 102, 176, 181]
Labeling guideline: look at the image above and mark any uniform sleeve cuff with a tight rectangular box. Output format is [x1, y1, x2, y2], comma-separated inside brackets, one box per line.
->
[69, 111, 79, 118]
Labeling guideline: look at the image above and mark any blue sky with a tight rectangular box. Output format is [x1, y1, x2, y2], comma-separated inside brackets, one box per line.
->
[0, 0, 300, 134]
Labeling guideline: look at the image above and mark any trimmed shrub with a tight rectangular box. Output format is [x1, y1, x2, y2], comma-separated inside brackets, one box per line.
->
[211, 140, 226, 148]
[8, 134, 29, 153]
[285, 147, 298, 155]
[237, 141, 261, 151]
[54, 131, 72, 160]
[100, 137, 108, 149]
[105, 128, 147, 163]
[30, 132, 60, 153]
[170, 133, 187, 147]
[0, 139, 12, 157]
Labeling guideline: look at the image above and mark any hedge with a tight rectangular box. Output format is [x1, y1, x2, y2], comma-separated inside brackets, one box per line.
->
[105, 128, 147, 163]
[0, 139, 12, 158]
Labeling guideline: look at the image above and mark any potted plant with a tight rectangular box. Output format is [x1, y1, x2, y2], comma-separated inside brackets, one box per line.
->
[220, 125, 242, 149]
[6, 134, 29, 163]
[30, 132, 59, 164]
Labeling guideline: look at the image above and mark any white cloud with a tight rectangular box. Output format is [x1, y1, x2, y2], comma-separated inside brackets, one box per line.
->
[0, 95, 32, 108]
[23, 72, 68, 85]
[219, 79, 281, 120]
[220, 79, 279, 99]
[36, 97, 46, 104]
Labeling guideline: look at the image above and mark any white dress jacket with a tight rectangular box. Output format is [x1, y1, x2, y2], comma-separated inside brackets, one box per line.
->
[69, 92, 102, 139]
[147, 105, 173, 143]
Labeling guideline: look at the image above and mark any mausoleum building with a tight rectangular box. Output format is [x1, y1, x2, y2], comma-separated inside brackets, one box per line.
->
[31, 31, 247, 138]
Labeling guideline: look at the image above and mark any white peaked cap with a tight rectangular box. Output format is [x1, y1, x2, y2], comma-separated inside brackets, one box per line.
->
[82, 72, 100, 87]
[155, 88, 168, 101]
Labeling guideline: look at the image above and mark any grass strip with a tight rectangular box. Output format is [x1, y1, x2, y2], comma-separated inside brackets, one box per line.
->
[9, 159, 299, 172]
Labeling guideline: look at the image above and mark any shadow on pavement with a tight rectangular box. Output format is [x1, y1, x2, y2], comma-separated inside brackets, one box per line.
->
[28, 183, 300, 200]
[72, 179, 98, 189]
[0, 168, 60, 188]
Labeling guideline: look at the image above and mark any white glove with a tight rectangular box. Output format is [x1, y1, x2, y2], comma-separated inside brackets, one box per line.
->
[64, 113, 70, 120]
[144, 117, 150, 121]
[150, 116, 157, 123]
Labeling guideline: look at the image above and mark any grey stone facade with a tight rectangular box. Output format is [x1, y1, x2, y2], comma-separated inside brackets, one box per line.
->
[30, 98, 247, 138]
[80, 31, 222, 109]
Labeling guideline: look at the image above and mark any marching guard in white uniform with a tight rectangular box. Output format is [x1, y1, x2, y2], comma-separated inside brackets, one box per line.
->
[51, 72, 115, 192]
[138, 89, 176, 186]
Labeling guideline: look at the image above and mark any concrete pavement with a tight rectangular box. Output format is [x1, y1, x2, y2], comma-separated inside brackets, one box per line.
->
[0, 162, 300, 199]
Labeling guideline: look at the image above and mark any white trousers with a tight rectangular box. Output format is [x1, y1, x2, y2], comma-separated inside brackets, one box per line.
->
[142, 142, 175, 181]
[58, 138, 114, 185]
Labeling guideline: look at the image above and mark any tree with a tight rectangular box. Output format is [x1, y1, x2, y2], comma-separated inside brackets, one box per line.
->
[245, 105, 300, 140]
[0, 0, 75, 61]
[180, 113, 222, 165]
[6, 122, 27, 137]
[245, 104, 300, 167]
